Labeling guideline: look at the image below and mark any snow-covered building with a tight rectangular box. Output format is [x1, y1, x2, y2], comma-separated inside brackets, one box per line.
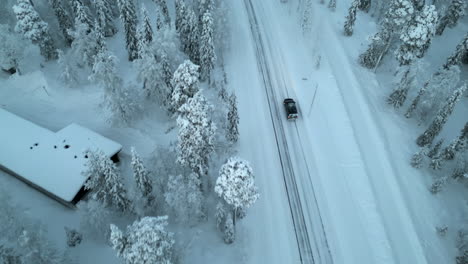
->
[0, 108, 122, 208]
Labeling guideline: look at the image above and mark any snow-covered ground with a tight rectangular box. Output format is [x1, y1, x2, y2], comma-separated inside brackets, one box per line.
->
[1, 0, 467, 263]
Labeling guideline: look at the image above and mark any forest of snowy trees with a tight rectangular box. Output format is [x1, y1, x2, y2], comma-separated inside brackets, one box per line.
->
[0, 0, 256, 262]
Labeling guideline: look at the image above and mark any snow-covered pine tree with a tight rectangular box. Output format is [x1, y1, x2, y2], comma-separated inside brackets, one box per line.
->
[175, 0, 187, 32]
[416, 65, 460, 122]
[161, 53, 174, 99]
[214, 157, 259, 228]
[13, 0, 57, 60]
[223, 213, 235, 244]
[89, 46, 120, 94]
[77, 198, 113, 241]
[416, 83, 467, 147]
[443, 33, 468, 70]
[171, 60, 200, 112]
[428, 139, 444, 158]
[135, 46, 165, 100]
[185, 8, 200, 64]
[328, 0, 336, 11]
[395, 5, 438, 66]
[131, 147, 153, 202]
[117, 0, 138, 61]
[359, 0, 414, 69]
[199, 11, 216, 82]
[83, 150, 133, 212]
[49, 0, 74, 46]
[387, 66, 414, 108]
[94, 0, 117, 37]
[73, 0, 93, 30]
[359, 0, 371, 12]
[156, 11, 163, 31]
[140, 4, 153, 45]
[411, 0, 424, 11]
[64, 227, 83, 247]
[344, 0, 359, 36]
[57, 49, 78, 87]
[176, 91, 216, 180]
[436, 0, 466, 35]
[302, 0, 313, 34]
[17, 229, 62, 264]
[411, 146, 428, 168]
[153, 0, 171, 25]
[136, 5, 153, 59]
[441, 122, 468, 161]
[0, 25, 25, 74]
[109, 216, 174, 264]
[215, 201, 227, 230]
[226, 92, 239, 143]
[165, 173, 205, 223]
[69, 19, 98, 67]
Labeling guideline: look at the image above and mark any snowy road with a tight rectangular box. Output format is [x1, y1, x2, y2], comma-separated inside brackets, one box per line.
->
[234, 0, 431, 263]
[243, 0, 332, 263]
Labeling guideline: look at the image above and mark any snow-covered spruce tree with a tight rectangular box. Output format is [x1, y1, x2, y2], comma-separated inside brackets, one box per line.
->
[302, 0, 313, 34]
[411, 0, 424, 11]
[13, 0, 57, 60]
[410, 146, 428, 168]
[328, 0, 336, 11]
[69, 20, 97, 67]
[94, 0, 117, 37]
[441, 122, 468, 161]
[416, 83, 467, 147]
[199, 11, 216, 82]
[226, 92, 240, 143]
[0, 25, 25, 74]
[49, 0, 74, 45]
[165, 173, 205, 224]
[135, 46, 166, 102]
[175, 0, 187, 32]
[64, 227, 83, 247]
[186, 8, 200, 64]
[416, 65, 460, 122]
[395, 5, 438, 66]
[214, 157, 259, 236]
[89, 46, 120, 94]
[73, 0, 93, 30]
[436, 0, 466, 36]
[223, 213, 235, 244]
[171, 60, 200, 112]
[17, 229, 63, 264]
[57, 49, 78, 87]
[359, 0, 414, 69]
[138, 4, 153, 49]
[77, 198, 113, 241]
[215, 201, 227, 230]
[83, 150, 133, 212]
[451, 153, 468, 180]
[117, 0, 138, 61]
[344, 0, 359, 36]
[131, 147, 154, 203]
[387, 65, 414, 108]
[359, 0, 371, 12]
[153, 0, 171, 25]
[176, 92, 216, 180]
[109, 216, 175, 264]
[0, 245, 20, 264]
[443, 33, 468, 70]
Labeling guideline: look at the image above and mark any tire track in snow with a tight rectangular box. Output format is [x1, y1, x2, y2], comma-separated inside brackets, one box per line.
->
[243, 0, 333, 263]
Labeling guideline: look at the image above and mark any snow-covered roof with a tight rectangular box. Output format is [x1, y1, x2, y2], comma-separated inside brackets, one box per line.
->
[0, 108, 122, 204]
